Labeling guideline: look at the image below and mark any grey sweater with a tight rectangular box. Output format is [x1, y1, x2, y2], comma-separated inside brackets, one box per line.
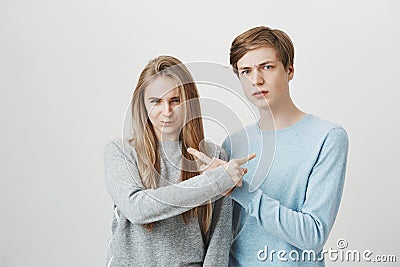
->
[104, 139, 234, 267]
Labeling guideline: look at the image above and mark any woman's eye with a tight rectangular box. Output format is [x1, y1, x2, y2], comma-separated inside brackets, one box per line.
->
[151, 99, 161, 104]
[171, 99, 180, 103]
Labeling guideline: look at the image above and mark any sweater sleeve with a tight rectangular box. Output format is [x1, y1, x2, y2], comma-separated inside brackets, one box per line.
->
[202, 147, 232, 266]
[203, 197, 232, 266]
[229, 127, 349, 252]
[104, 140, 235, 224]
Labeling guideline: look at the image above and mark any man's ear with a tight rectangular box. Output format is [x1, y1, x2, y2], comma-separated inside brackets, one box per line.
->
[287, 65, 294, 81]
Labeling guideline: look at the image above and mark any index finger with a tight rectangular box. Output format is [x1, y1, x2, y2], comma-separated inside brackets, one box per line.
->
[235, 153, 256, 165]
[187, 147, 213, 165]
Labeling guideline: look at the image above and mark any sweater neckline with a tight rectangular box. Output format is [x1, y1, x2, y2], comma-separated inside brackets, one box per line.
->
[254, 114, 312, 135]
[157, 140, 181, 148]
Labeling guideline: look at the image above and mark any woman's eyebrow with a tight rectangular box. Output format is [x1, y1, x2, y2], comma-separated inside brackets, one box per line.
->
[147, 96, 180, 101]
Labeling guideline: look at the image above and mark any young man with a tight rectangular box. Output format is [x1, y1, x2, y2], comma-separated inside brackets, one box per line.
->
[224, 26, 348, 266]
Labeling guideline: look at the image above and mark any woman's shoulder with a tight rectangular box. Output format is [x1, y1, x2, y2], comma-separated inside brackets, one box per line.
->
[104, 138, 139, 162]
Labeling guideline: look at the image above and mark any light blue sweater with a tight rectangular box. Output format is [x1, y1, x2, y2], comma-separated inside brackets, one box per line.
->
[222, 114, 349, 266]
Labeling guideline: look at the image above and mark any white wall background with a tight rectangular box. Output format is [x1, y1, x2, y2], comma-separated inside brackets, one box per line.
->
[1, 0, 399, 266]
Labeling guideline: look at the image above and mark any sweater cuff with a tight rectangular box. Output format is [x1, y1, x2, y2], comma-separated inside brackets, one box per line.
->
[205, 166, 235, 194]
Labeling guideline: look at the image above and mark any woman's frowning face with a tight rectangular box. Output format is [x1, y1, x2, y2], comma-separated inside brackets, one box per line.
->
[144, 75, 184, 141]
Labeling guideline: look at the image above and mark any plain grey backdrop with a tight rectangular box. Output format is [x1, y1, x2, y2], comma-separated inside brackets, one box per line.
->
[1, 0, 399, 266]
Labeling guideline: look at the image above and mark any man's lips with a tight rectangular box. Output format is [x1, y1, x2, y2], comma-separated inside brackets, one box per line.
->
[253, 90, 269, 98]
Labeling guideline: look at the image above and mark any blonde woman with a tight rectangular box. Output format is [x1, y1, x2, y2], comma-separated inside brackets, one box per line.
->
[104, 55, 255, 266]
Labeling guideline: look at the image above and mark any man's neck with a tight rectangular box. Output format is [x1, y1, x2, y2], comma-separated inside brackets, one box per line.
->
[258, 100, 306, 131]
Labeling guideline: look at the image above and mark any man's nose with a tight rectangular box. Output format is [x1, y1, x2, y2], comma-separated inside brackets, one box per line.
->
[250, 69, 264, 86]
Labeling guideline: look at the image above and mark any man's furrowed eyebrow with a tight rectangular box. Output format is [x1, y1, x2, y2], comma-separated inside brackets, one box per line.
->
[258, 60, 276, 65]
[238, 66, 251, 70]
[238, 60, 276, 70]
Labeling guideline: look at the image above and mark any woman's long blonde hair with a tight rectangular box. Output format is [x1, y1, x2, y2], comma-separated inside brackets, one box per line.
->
[130, 55, 212, 233]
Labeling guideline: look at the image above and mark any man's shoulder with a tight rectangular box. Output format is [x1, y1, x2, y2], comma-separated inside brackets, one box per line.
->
[304, 115, 346, 137]
[306, 114, 343, 129]
[298, 115, 348, 150]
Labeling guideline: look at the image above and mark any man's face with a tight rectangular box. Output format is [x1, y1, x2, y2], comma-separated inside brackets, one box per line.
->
[236, 46, 294, 110]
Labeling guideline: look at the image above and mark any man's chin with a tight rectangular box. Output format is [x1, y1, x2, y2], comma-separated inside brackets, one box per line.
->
[249, 98, 271, 110]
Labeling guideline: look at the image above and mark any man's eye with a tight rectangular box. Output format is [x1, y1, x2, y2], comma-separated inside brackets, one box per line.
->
[240, 70, 250, 75]
[264, 65, 273, 70]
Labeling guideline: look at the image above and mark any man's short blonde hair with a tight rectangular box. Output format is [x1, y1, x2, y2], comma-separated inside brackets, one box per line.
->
[230, 26, 295, 73]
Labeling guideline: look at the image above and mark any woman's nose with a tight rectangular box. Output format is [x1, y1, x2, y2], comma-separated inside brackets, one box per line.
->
[162, 103, 173, 116]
